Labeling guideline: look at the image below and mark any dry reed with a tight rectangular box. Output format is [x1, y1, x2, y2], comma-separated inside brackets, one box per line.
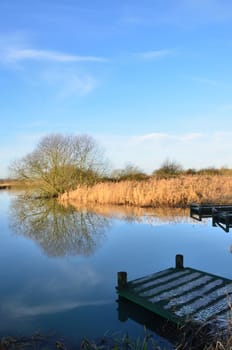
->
[60, 175, 232, 208]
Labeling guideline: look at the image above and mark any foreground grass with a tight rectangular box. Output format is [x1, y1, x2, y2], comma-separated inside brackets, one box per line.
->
[0, 331, 164, 350]
[60, 175, 232, 208]
[1, 327, 232, 350]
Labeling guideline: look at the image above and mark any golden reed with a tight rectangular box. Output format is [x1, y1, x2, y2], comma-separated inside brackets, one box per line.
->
[59, 175, 232, 208]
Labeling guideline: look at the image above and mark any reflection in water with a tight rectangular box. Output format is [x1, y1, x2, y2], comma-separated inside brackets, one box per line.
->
[117, 297, 176, 349]
[60, 200, 192, 225]
[10, 195, 110, 257]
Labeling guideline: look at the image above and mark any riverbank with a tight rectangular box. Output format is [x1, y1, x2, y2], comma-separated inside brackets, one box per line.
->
[59, 175, 232, 208]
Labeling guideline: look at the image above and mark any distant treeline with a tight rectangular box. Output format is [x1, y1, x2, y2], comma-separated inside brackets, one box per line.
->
[103, 160, 232, 182]
[4, 164, 232, 184]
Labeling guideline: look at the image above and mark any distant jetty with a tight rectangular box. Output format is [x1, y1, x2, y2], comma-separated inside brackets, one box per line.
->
[190, 203, 232, 232]
[0, 183, 11, 190]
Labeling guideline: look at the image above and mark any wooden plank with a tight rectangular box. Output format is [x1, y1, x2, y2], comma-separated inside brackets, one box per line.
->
[117, 257, 232, 330]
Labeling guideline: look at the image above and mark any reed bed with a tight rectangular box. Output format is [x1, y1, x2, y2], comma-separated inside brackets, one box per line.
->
[60, 175, 232, 208]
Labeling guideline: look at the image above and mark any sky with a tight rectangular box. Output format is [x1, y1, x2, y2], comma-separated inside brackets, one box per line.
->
[1, 0, 232, 178]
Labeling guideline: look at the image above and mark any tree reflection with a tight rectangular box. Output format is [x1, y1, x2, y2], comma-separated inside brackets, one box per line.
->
[9, 195, 110, 257]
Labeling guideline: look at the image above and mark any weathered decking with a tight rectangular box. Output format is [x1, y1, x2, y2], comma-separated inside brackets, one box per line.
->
[117, 256, 232, 331]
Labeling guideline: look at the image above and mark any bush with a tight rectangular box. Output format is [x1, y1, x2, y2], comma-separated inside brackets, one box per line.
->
[153, 159, 183, 179]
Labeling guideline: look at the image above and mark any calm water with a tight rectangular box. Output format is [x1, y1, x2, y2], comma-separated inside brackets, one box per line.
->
[1, 191, 232, 348]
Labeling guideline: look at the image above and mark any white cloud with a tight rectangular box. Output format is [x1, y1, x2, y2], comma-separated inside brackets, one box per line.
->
[0, 33, 108, 65]
[133, 132, 169, 142]
[177, 133, 204, 141]
[41, 68, 98, 97]
[64, 75, 97, 96]
[132, 132, 203, 143]
[4, 48, 107, 63]
[0, 33, 102, 99]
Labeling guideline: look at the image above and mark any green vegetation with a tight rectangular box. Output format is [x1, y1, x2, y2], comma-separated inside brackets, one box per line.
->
[9, 133, 108, 198]
[152, 159, 183, 179]
[111, 163, 148, 181]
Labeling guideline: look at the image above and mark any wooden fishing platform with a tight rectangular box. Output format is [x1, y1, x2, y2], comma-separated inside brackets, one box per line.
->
[117, 255, 232, 331]
[190, 203, 232, 232]
[190, 203, 232, 221]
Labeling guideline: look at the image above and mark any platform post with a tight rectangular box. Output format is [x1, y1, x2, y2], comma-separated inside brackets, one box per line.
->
[225, 214, 230, 233]
[212, 208, 217, 227]
[117, 297, 129, 322]
[117, 271, 128, 290]
[175, 254, 184, 269]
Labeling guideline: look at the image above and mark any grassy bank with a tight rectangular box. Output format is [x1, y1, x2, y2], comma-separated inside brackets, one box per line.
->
[59, 175, 232, 208]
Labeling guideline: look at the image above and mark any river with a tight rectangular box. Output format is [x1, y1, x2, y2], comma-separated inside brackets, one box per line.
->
[0, 191, 232, 348]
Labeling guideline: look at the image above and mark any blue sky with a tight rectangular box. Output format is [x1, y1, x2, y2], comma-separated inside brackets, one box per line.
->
[1, 0, 232, 177]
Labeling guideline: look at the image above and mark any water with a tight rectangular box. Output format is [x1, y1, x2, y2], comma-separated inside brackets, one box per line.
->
[0, 191, 232, 348]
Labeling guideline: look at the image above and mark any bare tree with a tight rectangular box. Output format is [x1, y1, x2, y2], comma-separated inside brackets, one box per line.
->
[10, 133, 108, 197]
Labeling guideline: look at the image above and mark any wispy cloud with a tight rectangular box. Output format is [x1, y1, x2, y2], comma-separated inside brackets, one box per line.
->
[133, 132, 169, 142]
[0, 34, 101, 97]
[3, 298, 111, 318]
[0, 33, 108, 65]
[0, 34, 105, 98]
[134, 49, 174, 60]
[41, 68, 98, 97]
[133, 132, 203, 143]
[192, 76, 218, 86]
[2, 47, 107, 63]
[179, 133, 204, 141]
